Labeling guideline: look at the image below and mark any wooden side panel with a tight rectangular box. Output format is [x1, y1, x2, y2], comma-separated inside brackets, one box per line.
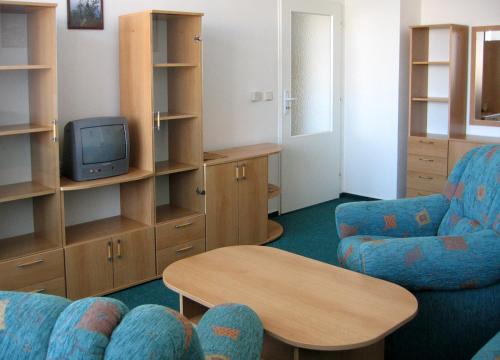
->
[119, 12, 154, 171]
[238, 157, 268, 246]
[205, 163, 238, 250]
[33, 191, 61, 247]
[113, 227, 156, 288]
[65, 239, 114, 299]
[448, 25, 468, 138]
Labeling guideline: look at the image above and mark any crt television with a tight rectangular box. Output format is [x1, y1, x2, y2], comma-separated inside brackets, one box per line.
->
[63, 117, 130, 182]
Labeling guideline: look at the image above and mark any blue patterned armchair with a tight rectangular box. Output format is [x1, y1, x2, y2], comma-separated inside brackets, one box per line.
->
[0, 291, 263, 359]
[335, 145, 500, 360]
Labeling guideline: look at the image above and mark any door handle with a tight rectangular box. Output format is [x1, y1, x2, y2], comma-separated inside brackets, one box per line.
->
[155, 111, 161, 130]
[284, 90, 297, 112]
[241, 164, 247, 180]
[235, 165, 240, 181]
[107, 241, 113, 261]
[117, 239, 122, 258]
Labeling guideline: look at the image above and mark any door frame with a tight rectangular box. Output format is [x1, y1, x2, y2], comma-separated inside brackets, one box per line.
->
[277, 0, 345, 212]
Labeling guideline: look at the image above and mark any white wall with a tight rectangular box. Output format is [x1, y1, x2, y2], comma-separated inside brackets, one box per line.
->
[421, 0, 500, 138]
[343, 0, 402, 199]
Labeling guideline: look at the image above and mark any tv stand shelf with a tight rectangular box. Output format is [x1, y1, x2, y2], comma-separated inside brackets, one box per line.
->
[0, 181, 55, 204]
[60, 167, 153, 191]
[65, 215, 150, 246]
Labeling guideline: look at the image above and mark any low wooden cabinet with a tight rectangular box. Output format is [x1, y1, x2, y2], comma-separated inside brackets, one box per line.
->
[65, 227, 155, 299]
[206, 156, 268, 250]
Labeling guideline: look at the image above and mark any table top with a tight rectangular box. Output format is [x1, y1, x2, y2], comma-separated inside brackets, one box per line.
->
[163, 246, 418, 351]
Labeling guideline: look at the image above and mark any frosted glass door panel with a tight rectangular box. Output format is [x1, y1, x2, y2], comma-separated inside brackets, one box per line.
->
[291, 12, 333, 137]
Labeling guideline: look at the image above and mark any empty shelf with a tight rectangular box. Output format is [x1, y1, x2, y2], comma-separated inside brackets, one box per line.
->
[0, 124, 52, 137]
[0, 65, 51, 71]
[156, 161, 199, 176]
[0, 181, 55, 204]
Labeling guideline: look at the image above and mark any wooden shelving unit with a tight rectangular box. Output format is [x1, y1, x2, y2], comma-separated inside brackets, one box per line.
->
[0, 1, 63, 295]
[120, 9, 205, 283]
[406, 23, 470, 198]
[408, 24, 468, 138]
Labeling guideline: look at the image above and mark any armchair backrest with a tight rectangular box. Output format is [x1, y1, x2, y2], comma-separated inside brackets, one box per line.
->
[438, 145, 500, 236]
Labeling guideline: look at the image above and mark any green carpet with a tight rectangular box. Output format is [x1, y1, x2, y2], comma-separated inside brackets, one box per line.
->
[107, 196, 363, 310]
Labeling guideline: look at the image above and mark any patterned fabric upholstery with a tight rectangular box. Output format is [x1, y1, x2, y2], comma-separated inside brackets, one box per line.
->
[47, 298, 129, 359]
[0, 292, 70, 359]
[335, 145, 500, 291]
[197, 304, 263, 360]
[105, 305, 204, 360]
[0, 291, 263, 360]
[472, 331, 500, 360]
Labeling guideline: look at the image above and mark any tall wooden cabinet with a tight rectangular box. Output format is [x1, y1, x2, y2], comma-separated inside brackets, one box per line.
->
[120, 10, 206, 277]
[0, 2, 64, 297]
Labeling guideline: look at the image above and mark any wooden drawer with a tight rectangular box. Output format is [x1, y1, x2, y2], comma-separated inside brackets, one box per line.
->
[406, 188, 435, 198]
[407, 154, 447, 176]
[407, 171, 446, 193]
[16, 277, 66, 297]
[156, 214, 205, 250]
[408, 136, 449, 158]
[0, 248, 65, 290]
[157, 238, 205, 275]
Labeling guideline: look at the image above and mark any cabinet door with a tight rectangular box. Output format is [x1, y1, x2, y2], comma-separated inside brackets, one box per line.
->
[65, 239, 114, 300]
[238, 157, 268, 245]
[205, 162, 239, 250]
[113, 227, 156, 288]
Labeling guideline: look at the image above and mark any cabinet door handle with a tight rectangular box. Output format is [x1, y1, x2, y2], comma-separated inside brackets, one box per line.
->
[17, 259, 44, 268]
[419, 158, 435, 162]
[117, 239, 122, 258]
[418, 175, 434, 180]
[419, 140, 435, 145]
[241, 164, 247, 180]
[107, 241, 113, 261]
[176, 245, 194, 253]
[175, 222, 193, 229]
[156, 111, 161, 131]
[235, 166, 240, 181]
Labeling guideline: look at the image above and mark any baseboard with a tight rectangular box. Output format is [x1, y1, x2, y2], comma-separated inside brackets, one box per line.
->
[339, 192, 378, 201]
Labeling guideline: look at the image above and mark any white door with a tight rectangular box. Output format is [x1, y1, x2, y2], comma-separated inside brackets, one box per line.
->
[280, 0, 342, 213]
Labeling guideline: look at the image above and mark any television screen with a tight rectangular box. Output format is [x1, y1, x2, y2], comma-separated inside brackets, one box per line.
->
[81, 125, 127, 165]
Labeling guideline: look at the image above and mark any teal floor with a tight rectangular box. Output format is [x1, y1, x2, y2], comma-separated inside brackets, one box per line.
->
[107, 195, 362, 310]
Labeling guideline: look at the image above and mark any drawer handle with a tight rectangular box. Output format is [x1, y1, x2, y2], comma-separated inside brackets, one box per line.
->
[176, 245, 194, 254]
[17, 259, 44, 268]
[175, 222, 194, 229]
[418, 175, 434, 180]
[33, 289, 46, 294]
[241, 164, 247, 180]
[107, 241, 113, 261]
[419, 140, 435, 145]
[419, 158, 434, 162]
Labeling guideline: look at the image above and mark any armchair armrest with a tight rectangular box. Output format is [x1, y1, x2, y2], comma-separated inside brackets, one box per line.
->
[335, 194, 449, 239]
[359, 230, 500, 291]
[197, 304, 263, 360]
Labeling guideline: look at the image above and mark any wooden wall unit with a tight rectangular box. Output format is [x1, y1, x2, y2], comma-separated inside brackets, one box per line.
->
[406, 24, 498, 197]
[0, 2, 64, 296]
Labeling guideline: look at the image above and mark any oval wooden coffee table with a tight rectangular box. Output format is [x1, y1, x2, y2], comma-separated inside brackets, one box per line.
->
[163, 246, 418, 359]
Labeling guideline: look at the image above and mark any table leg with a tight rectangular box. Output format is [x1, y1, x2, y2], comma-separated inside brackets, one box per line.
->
[179, 295, 208, 324]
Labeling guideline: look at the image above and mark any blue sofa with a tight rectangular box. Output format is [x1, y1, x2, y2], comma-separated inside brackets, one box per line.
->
[0, 291, 263, 359]
[335, 145, 500, 359]
[473, 331, 500, 360]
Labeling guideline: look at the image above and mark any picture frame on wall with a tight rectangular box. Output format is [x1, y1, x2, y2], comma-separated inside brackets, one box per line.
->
[67, 0, 104, 30]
